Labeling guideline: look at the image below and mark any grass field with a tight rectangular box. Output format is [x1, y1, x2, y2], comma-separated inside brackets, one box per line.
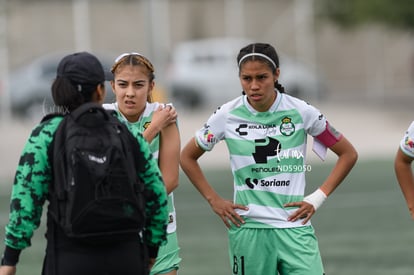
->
[1, 158, 414, 275]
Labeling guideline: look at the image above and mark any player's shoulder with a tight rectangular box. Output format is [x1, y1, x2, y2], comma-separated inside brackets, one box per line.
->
[281, 93, 312, 108]
[217, 96, 244, 112]
[281, 93, 320, 114]
[37, 114, 63, 132]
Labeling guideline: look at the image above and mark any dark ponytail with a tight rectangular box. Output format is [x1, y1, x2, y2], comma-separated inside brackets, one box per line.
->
[51, 76, 98, 113]
[275, 81, 285, 93]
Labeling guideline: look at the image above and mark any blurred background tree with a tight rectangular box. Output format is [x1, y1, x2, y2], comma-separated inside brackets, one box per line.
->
[316, 0, 414, 31]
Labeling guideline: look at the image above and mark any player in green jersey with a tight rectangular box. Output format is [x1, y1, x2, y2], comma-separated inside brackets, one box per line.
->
[104, 52, 182, 275]
[180, 43, 358, 275]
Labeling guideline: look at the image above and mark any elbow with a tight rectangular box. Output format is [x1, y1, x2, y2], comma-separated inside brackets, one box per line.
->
[350, 148, 358, 165]
[339, 145, 358, 169]
[348, 148, 358, 168]
[179, 153, 191, 174]
[169, 179, 179, 194]
[164, 177, 179, 194]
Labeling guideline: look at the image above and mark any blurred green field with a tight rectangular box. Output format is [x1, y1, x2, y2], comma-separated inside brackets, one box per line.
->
[1, 158, 414, 275]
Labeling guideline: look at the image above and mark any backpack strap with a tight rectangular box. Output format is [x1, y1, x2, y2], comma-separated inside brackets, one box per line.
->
[71, 102, 110, 123]
[47, 113, 69, 217]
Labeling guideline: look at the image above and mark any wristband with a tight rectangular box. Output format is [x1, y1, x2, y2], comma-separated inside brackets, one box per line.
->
[1, 246, 21, 266]
[1, 255, 17, 266]
[303, 188, 327, 210]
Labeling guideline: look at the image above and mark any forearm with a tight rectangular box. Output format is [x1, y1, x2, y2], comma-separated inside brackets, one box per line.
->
[162, 176, 179, 194]
[158, 124, 180, 194]
[187, 165, 220, 204]
[0, 265, 16, 275]
[180, 150, 220, 204]
[142, 126, 160, 143]
[320, 137, 358, 196]
[5, 160, 49, 250]
[320, 151, 357, 196]
[395, 151, 414, 211]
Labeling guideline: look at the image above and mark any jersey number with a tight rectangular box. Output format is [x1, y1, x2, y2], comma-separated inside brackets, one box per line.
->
[232, 255, 245, 275]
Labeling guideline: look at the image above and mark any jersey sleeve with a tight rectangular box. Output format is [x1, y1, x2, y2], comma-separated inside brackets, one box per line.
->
[4, 118, 61, 251]
[194, 106, 227, 151]
[302, 103, 327, 136]
[400, 121, 414, 158]
[303, 103, 342, 146]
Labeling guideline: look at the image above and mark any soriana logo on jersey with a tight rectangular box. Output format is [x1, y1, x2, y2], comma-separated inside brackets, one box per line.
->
[280, 116, 295, 136]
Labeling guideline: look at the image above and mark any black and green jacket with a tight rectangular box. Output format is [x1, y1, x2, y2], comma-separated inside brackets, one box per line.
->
[3, 115, 168, 263]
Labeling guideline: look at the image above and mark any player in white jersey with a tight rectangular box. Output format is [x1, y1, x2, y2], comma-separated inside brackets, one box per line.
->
[395, 122, 414, 219]
[180, 43, 358, 275]
[104, 52, 182, 275]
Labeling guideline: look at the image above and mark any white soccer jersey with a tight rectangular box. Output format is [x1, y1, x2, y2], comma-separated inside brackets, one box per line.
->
[104, 102, 178, 233]
[400, 121, 414, 158]
[195, 92, 328, 228]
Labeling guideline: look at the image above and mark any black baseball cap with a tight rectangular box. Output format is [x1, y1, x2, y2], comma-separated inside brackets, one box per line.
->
[57, 52, 105, 92]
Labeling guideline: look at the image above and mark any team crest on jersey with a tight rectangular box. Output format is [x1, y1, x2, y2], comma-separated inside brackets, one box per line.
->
[280, 117, 295, 136]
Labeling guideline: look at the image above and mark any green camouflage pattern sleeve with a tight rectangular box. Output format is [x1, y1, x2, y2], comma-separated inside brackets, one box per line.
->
[4, 117, 62, 250]
[137, 133, 169, 247]
[115, 113, 168, 247]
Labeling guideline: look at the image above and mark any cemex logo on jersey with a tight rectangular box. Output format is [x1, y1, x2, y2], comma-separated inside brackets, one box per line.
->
[235, 124, 248, 136]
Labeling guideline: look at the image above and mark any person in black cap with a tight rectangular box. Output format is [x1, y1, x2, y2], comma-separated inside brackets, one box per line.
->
[0, 52, 168, 275]
[51, 51, 108, 113]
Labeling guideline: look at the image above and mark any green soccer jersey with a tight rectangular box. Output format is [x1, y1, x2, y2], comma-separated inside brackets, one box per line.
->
[195, 91, 328, 229]
[104, 102, 177, 234]
[4, 113, 168, 251]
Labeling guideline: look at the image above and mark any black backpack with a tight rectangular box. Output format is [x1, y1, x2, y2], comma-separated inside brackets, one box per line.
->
[45, 103, 146, 241]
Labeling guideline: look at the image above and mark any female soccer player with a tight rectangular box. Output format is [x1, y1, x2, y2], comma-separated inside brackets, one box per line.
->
[180, 42, 358, 275]
[104, 52, 181, 275]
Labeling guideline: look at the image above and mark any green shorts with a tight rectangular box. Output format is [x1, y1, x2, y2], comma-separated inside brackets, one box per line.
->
[150, 231, 181, 275]
[228, 226, 324, 275]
